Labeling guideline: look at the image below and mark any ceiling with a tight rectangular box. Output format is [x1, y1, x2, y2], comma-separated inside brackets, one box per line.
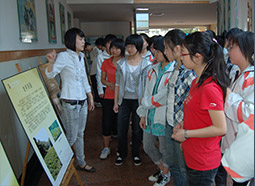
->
[68, 1, 218, 28]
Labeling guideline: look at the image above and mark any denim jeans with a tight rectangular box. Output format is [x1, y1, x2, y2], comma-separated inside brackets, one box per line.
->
[143, 132, 168, 167]
[187, 166, 218, 186]
[117, 99, 142, 158]
[61, 101, 88, 167]
[215, 162, 227, 186]
[165, 124, 188, 186]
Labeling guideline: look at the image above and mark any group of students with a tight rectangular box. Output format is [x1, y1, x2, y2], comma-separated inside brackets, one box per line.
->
[45, 27, 254, 186]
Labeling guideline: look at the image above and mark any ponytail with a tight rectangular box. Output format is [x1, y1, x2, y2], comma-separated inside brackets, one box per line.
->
[200, 42, 230, 100]
[183, 32, 230, 100]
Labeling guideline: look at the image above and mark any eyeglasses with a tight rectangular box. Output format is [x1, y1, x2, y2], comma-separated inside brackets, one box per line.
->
[180, 53, 190, 57]
[227, 45, 233, 51]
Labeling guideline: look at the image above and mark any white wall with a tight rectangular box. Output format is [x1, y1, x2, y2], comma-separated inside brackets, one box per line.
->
[0, 0, 73, 178]
[0, 0, 73, 51]
[237, 0, 254, 31]
[229, 0, 254, 31]
[80, 21, 131, 39]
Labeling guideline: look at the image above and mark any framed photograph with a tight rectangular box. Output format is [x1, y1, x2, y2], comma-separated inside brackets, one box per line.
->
[46, 0, 57, 43]
[59, 2, 65, 44]
[67, 11, 72, 29]
[17, 0, 38, 43]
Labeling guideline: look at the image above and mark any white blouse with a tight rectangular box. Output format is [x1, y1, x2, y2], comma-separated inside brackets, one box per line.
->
[45, 49, 91, 100]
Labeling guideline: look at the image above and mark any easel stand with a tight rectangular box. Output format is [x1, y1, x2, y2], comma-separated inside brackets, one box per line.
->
[16, 63, 82, 186]
[20, 142, 82, 186]
[60, 158, 82, 186]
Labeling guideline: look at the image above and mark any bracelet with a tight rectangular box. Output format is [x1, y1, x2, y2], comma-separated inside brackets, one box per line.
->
[184, 130, 189, 139]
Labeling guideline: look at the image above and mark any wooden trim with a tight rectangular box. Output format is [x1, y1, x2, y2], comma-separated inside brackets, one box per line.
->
[134, 0, 210, 3]
[0, 48, 65, 63]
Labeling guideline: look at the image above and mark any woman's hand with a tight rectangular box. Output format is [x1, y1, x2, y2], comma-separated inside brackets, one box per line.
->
[87, 93, 95, 111]
[46, 50, 56, 64]
[139, 117, 146, 129]
[46, 50, 56, 72]
[172, 129, 186, 142]
[173, 121, 183, 134]
[108, 82, 115, 91]
[113, 103, 119, 113]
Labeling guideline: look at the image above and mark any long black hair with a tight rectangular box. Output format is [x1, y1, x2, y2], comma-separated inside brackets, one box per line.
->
[183, 31, 230, 99]
[164, 29, 186, 50]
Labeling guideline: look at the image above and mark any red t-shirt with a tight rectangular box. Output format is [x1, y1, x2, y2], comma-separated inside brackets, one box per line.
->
[182, 77, 224, 171]
[101, 57, 116, 99]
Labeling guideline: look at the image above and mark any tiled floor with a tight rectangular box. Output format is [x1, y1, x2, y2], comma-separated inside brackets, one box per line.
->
[38, 107, 232, 186]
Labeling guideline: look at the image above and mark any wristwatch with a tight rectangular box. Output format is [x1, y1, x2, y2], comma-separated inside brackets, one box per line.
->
[184, 130, 189, 139]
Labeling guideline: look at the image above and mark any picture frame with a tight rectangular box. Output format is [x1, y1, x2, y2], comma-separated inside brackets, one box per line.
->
[16, 0, 38, 43]
[59, 2, 65, 44]
[46, 0, 57, 43]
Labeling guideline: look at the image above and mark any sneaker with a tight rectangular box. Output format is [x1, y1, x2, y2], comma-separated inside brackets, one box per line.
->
[100, 148, 110, 159]
[112, 133, 117, 138]
[153, 172, 170, 186]
[116, 148, 120, 156]
[133, 156, 142, 166]
[115, 156, 124, 166]
[148, 170, 161, 182]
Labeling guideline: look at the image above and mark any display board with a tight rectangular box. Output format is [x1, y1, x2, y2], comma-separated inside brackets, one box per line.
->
[0, 141, 19, 186]
[2, 68, 73, 186]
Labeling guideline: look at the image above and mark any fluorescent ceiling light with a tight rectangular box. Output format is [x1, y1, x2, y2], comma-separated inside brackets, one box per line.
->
[136, 7, 149, 11]
[150, 13, 164, 17]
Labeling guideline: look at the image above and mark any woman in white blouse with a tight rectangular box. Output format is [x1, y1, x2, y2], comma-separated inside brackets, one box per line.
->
[46, 27, 95, 172]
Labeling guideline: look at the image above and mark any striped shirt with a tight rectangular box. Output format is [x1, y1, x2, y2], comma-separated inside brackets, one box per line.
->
[166, 63, 196, 126]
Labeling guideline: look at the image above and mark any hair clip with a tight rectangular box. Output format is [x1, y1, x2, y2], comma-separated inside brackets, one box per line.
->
[212, 38, 218, 43]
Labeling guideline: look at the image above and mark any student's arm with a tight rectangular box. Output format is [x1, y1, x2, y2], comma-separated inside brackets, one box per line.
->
[113, 85, 119, 113]
[172, 82, 226, 142]
[139, 117, 146, 129]
[101, 71, 115, 91]
[172, 110, 227, 142]
[225, 73, 254, 124]
[140, 69, 168, 109]
[46, 50, 56, 72]
[113, 64, 121, 113]
[45, 50, 65, 79]
[96, 55, 104, 97]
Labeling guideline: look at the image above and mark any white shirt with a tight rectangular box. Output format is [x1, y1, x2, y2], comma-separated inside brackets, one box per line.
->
[96, 50, 111, 95]
[45, 49, 91, 100]
[90, 46, 101, 75]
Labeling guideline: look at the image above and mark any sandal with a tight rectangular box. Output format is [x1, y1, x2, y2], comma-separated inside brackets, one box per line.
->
[77, 164, 96, 173]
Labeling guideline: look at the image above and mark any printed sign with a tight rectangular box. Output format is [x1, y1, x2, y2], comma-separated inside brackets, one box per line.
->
[2, 68, 73, 186]
[0, 141, 19, 186]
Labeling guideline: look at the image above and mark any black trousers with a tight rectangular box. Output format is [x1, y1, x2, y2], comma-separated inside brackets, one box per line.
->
[117, 99, 142, 159]
[102, 99, 117, 136]
[90, 74, 100, 103]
